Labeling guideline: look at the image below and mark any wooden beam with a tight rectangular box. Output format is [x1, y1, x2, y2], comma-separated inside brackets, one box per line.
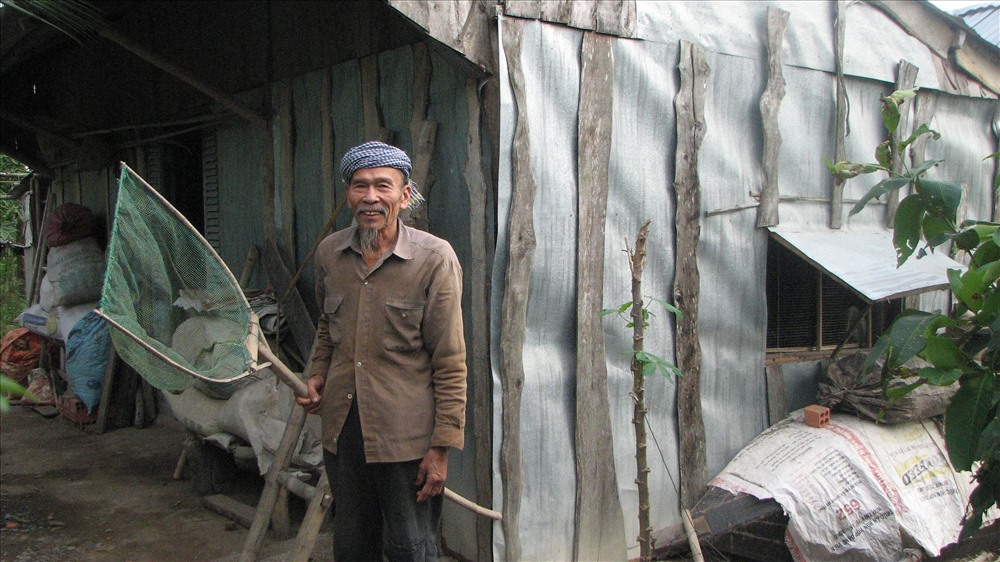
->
[887, 60, 919, 227]
[406, 42, 438, 231]
[360, 54, 393, 142]
[277, 79, 296, 263]
[320, 67, 336, 221]
[756, 7, 789, 229]
[674, 40, 710, 510]
[462, 77, 494, 562]
[764, 364, 787, 426]
[574, 30, 626, 562]
[830, 0, 848, 230]
[499, 19, 535, 561]
[93, 20, 268, 127]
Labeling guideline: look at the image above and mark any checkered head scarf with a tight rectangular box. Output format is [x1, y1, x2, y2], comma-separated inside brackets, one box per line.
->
[340, 141, 425, 209]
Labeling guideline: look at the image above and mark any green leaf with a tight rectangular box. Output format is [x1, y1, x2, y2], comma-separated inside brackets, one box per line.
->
[648, 297, 683, 318]
[917, 367, 963, 386]
[849, 176, 912, 216]
[618, 302, 633, 314]
[920, 337, 968, 369]
[907, 158, 944, 179]
[882, 96, 901, 134]
[916, 179, 962, 226]
[875, 140, 892, 169]
[642, 361, 657, 377]
[950, 267, 984, 313]
[888, 87, 919, 105]
[887, 379, 925, 400]
[945, 374, 997, 471]
[599, 308, 616, 317]
[978, 415, 1000, 460]
[869, 311, 935, 369]
[972, 239, 1000, 267]
[954, 228, 982, 251]
[894, 195, 925, 265]
[899, 123, 940, 151]
[921, 213, 954, 249]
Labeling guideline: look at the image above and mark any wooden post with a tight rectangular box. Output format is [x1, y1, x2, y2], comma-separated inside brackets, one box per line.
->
[406, 42, 437, 231]
[239, 405, 308, 561]
[288, 472, 333, 562]
[277, 79, 296, 264]
[574, 30, 626, 562]
[756, 7, 790, 228]
[831, 0, 848, 229]
[463, 77, 495, 562]
[320, 67, 337, 222]
[887, 60, 919, 227]
[673, 40, 709, 509]
[360, 55, 393, 142]
[499, 20, 535, 562]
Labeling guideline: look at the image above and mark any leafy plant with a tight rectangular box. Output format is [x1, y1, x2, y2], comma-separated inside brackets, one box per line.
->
[601, 297, 684, 380]
[828, 87, 999, 536]
[602, 220, 684, 561]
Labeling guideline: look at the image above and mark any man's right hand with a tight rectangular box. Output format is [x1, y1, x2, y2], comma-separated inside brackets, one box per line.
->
[296, 375, 325, 414]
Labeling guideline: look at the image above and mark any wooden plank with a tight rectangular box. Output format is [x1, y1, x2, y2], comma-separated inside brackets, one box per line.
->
[765, 364, 787, 425]
[289, 472, 333, 562]
[202, 494, 256, 528]
[830, 0, 848, 230]
[674, 40, 710, 509]
[406, 42, 437, 231]
[499, 20, 534, 562]
[239, 405, 308, 561]
[278, 79, 296, 264]
[887, 60, 919, 227]
[756, 7, 790, 229]
[463, 77, 494, 562]
[320, 67, 336, 221]
[360, 54, 392, 142]
[263, 238, 316, 362]
[573, 31, 626, 562]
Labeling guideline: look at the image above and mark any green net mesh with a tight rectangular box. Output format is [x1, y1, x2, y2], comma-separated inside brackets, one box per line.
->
[98, 164, 259, 392]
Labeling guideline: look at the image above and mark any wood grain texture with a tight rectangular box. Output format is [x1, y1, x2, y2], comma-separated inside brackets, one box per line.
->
[463, 76, 494, 562]
[499, 20, 535, 561]
[756, 7, 789, 228]
[831, 0, 848, 229]
[674, 40, 709, 510]
[573, 30, 627, 562]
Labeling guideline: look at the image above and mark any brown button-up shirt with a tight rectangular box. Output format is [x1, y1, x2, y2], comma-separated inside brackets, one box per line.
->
[307, 221, 467, 463]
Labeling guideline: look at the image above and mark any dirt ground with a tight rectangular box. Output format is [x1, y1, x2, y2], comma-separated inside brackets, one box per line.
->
[0, 401, 332, 562]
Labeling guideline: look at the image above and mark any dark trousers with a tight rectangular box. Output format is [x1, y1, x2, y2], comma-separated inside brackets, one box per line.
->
[324, 399, 442, 562]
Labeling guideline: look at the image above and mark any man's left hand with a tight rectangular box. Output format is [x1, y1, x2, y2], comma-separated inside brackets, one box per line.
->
[415, 446, 448, 503]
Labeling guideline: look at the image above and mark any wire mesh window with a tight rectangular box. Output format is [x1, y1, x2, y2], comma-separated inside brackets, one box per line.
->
[766, 237, 901, 352]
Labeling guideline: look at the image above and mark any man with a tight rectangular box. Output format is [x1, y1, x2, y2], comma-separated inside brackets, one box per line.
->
[296, 141, 467, 561]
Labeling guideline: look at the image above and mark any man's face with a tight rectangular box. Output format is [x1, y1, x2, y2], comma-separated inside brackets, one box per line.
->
[346, 166, 411, 234]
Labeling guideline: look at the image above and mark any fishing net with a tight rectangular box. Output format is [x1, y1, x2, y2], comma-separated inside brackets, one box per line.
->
[98, 163, 262, 392]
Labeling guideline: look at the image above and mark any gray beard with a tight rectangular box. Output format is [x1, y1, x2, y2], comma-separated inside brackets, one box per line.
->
[356, 226, 382, 257]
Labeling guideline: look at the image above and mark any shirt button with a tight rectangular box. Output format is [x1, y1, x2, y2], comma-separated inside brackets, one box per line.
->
[347, 393, 353, 400]
[356, 361, 362, 367]
[364, 281, 369, 285]
[333, 437, 338, 443]
[401, 312, 407, 317]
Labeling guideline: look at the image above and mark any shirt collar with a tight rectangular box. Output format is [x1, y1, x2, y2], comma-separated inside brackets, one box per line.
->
[334, 219, 414, 261]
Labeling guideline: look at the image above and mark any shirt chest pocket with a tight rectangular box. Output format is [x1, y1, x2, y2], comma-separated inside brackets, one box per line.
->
[324, 293, 345, 345]
[383, 299, 424, 352]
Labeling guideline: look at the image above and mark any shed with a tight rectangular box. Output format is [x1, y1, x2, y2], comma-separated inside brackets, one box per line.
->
[1, 1, 997, 560]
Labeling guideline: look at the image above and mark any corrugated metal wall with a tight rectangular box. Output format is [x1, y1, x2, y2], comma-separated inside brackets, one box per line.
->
[495, 1, 998, 558]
